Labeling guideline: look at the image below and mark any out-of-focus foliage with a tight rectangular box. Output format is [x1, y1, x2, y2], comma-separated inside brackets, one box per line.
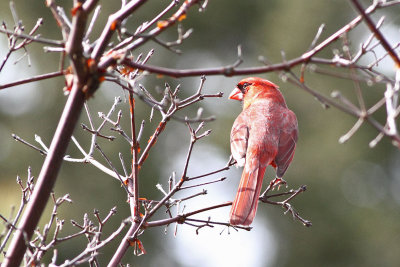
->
[1, 0, 400, 266]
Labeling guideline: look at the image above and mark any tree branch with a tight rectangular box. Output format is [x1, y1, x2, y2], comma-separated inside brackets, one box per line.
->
[350, 0, 400, 67]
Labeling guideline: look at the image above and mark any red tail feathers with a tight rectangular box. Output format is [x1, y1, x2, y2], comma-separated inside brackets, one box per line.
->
[229, 166, 266, 226]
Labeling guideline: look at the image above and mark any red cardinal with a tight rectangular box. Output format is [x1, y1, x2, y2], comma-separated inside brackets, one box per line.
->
[229, 77, 298, 226]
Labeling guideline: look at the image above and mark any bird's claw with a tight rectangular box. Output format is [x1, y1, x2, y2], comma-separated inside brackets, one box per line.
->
[270, 177, 287, 190]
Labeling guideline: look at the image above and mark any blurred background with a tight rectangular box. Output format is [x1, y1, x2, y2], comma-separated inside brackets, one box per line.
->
[1, 0, 400, 266]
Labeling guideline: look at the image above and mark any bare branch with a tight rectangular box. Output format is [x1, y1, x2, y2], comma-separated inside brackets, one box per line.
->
[350, 0, 400, 66]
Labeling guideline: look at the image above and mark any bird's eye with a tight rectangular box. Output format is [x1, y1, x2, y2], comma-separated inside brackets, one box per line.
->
[238, 82, 251, 93]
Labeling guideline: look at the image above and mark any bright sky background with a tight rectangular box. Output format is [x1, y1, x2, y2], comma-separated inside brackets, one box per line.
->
[163, 143, 278, 267]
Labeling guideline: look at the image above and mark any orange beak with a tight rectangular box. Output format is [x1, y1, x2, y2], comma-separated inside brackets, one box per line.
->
[229, 88, 243, 101]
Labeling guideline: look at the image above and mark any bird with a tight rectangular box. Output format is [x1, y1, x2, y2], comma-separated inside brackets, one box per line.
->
[229, 77, 298, 226]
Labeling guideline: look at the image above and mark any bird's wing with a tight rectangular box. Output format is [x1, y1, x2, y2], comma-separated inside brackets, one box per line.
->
[275, 109, 298, 178]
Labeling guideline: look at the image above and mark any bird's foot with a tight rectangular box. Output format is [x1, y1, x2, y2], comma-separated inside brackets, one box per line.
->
[270, 177, 287, 190]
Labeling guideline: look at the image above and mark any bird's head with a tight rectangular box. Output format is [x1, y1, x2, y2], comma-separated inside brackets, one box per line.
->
[229, 77, 285, 109]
